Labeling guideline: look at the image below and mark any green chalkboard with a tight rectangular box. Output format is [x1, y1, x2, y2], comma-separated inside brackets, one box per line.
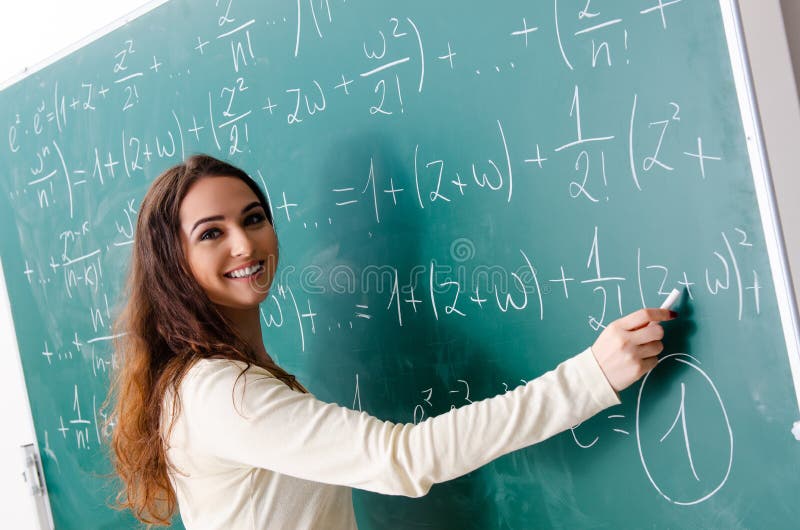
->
[2, 0, 799, 528]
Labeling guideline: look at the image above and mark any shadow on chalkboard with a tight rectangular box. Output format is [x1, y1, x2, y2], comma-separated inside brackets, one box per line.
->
[661, 291, 697, 358]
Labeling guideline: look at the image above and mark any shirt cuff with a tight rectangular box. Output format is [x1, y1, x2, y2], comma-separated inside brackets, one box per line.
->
[571, 346, 622, 409]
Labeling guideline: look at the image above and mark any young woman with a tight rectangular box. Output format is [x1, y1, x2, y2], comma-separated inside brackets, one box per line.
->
[106, 154, 676, 529]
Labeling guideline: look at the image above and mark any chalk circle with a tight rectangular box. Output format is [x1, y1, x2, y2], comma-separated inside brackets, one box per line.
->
[636, 353, 733, 505]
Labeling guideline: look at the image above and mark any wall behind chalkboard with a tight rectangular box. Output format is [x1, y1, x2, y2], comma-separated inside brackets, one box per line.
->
[1, 0, 799, 528]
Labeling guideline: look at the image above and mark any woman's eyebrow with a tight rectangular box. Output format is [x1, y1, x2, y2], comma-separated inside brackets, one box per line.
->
[190, 201, 262, 235]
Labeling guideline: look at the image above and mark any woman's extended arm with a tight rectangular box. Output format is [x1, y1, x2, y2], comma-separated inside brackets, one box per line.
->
[174, 308, 673, 497]
[176, 347, 615, 497]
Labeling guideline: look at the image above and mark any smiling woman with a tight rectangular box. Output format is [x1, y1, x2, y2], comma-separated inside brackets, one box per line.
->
[104, 154, 307, 526]
[179, 176, 277, 317]
[104, 154, 674, 530]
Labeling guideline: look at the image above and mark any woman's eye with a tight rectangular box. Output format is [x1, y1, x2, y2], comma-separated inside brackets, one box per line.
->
[200, 228, 220, 241]
[199, 214, 264, 241]
[246, 213, 266, 225]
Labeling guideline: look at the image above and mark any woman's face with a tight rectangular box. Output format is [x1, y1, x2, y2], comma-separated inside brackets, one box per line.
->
[178, 176, 278, 310]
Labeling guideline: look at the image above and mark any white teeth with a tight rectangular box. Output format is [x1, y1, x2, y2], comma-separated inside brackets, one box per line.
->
[226, 263, 262, 278]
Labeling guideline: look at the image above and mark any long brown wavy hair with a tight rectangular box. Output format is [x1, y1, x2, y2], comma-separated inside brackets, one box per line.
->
[103, 154, 306, 526]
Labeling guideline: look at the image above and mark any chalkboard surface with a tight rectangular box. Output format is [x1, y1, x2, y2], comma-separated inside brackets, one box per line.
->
[2, 0, 799, 528]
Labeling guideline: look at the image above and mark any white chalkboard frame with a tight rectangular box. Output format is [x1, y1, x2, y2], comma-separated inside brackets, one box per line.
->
[721, 0, 800, 418]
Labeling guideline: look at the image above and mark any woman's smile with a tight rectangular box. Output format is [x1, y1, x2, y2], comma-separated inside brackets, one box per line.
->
[223, 260, 265, 280]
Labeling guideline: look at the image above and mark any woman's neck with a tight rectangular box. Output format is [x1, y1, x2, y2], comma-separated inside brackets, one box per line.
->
[217, 305, 272, 364]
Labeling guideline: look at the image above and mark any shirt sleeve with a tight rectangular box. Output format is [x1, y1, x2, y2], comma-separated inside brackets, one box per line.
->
[178, 347, 620, 498]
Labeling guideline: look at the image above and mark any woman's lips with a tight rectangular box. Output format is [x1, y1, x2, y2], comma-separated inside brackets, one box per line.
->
[223, 261, 264, 280]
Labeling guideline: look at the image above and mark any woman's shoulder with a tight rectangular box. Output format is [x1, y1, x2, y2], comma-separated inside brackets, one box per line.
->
[185, 357, 277, 384]
[169, 358, 284, 414]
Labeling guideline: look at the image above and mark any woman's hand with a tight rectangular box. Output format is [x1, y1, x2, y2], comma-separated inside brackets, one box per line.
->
[591, 308, 677, 392]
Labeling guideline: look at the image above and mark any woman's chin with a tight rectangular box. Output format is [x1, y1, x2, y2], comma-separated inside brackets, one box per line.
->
[211, 291, 270, 311]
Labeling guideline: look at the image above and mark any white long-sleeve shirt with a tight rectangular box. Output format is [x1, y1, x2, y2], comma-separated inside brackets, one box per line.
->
[163, 347, 620, 530]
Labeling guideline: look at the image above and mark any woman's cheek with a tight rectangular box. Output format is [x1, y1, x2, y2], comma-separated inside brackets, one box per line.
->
[189, 250, 216, 286]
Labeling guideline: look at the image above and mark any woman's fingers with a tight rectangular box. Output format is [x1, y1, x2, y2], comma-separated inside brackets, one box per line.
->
[630, 321, 665, 347]
[641, 356, 659, 372]
[591, 308, 675, 392]
[616, 308, 676, 331]
[636, 340, 664, 359]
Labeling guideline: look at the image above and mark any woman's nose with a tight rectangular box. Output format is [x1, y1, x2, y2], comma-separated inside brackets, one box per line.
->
[230, 226, 255, 257]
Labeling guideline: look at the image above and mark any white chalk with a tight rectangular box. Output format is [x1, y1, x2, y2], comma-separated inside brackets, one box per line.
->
[792, 421, 800, 441]
[660, 288, 681, 310]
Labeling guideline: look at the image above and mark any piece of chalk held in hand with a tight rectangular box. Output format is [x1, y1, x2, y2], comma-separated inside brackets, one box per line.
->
[792, 421, 800, 441]
[660, 288, 681, 310]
